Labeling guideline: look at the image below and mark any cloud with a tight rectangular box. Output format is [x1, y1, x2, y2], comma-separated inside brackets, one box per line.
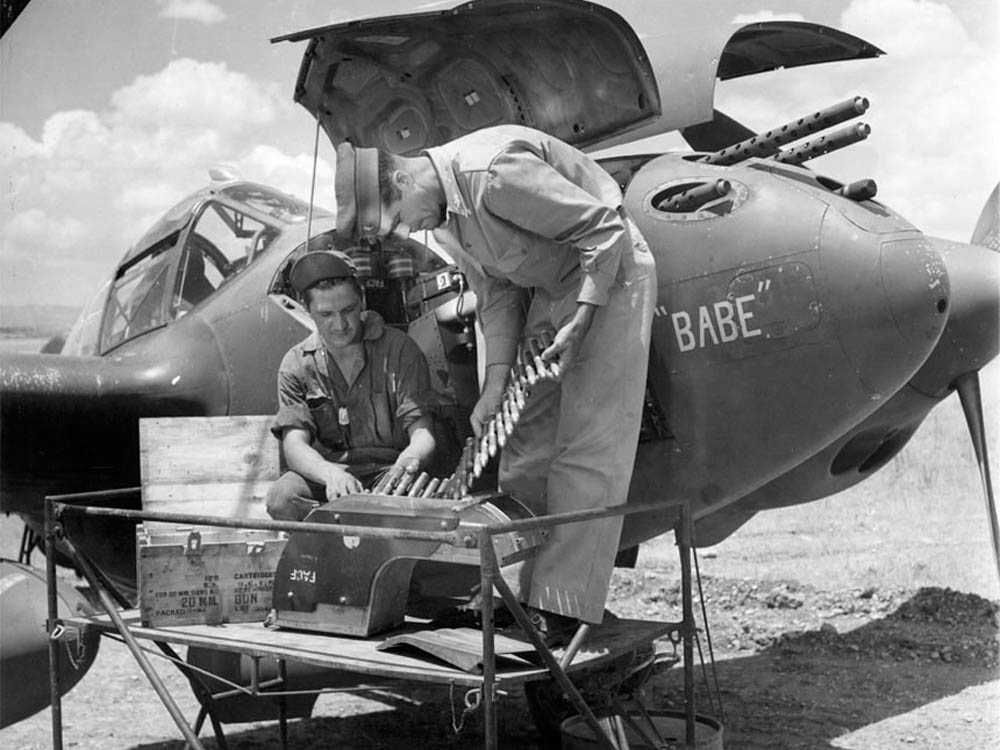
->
[837, 0, 995, 236]
[109, 58, 286, 130]
[715, 0, 997, 242]
[732, 10, 807, 23]
[5, 208, 88, 257]
[841, 0, 969, 57]
[238, 145, 337, 210]
[1, 58, 317, 305]
[0, 122, 43, 164]
[113, 183, 185, 214]
[0, 123, 44, 205]
[156, 0, 227, 25]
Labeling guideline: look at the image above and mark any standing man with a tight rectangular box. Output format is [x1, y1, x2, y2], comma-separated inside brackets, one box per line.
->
[334, 126, 656, 644]
[266, 250, 436, 521]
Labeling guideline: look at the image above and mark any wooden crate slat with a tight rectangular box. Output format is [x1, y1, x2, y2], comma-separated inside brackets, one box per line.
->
[142, 481, 273, 520]
[138, 529, 286, 627]
[138, 416, 285, 621]
[140, 415, 278, 485]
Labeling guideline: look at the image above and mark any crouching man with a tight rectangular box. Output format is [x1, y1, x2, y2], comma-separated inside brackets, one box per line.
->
[266, 250, 436, 521]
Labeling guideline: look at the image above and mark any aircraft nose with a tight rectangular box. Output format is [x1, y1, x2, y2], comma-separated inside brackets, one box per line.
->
[908, 239, 999, 396]
[878, 235, 951, 353]
[821, 213, 950, 397]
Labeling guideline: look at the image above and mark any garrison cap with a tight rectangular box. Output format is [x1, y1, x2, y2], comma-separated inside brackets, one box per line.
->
[335, 142, 381, 240]
[289, 250, 357, 295]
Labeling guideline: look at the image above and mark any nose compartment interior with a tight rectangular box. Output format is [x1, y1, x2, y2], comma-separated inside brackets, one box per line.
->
[293, 0, 660, 154]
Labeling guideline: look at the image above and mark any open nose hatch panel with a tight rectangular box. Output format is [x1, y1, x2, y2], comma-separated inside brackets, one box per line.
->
[274, 0, 884, 155]
[277, 0, 659, 154]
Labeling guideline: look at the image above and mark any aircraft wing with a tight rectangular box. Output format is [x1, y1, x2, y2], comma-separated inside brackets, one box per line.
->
[0, 319, 228, 505]
[272, 0, 883, 154]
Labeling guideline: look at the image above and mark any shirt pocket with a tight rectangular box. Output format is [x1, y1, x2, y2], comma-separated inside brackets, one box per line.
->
[481, 219, 531, 276]
[369, 375, 397, 448]
[305, 392, 346, 450]
[486, 218, 572, 290]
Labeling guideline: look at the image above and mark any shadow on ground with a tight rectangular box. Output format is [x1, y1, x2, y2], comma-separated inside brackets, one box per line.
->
[120, 588, 996, 749]
[649, 587, 998, 750]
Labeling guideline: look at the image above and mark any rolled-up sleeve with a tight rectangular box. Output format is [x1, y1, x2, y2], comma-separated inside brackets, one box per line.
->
[392, 337, 436, 432]
[271, 350, 315, 440]
[484, 147, 626, 307]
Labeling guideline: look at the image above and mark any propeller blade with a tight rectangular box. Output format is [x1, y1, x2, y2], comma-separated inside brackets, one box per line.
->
[970, 183, 998, 250]
[955, 372, 1000, 584]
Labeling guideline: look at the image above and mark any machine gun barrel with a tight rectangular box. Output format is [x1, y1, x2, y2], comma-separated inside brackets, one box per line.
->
[835, 178, 878, 201]
[772, 122, 871, 166]
[658, 179, 731, 212]
[702, 96, 869, 166]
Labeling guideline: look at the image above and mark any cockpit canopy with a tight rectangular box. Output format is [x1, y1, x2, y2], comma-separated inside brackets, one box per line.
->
[64, 182, 329, 356]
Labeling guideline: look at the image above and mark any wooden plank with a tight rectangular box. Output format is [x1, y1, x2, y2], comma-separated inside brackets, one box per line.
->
[140, 415, 278, 485]
[138, 529, 286, 627]
[142, 482, 273, 521]
[65, 612, 676, 689]
[140, 416, 279, 528]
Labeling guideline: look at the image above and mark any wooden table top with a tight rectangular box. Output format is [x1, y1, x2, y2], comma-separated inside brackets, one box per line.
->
[65, 610, 677, 688]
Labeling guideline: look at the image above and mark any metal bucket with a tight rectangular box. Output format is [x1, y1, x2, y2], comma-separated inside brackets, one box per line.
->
[560, 709, 723, 749]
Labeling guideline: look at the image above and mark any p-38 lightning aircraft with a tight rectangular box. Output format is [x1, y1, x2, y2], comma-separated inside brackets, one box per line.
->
[1, 0, 997, 730]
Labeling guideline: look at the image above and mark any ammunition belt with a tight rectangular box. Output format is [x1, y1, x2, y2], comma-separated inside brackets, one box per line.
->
[370, 331, 560, 500]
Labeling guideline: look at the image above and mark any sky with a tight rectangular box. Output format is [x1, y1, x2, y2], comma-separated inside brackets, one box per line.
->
[1, 0, 997, 308]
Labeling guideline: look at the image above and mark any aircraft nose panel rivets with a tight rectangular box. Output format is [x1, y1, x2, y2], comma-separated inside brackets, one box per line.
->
[879, 237, 950, 348]
[818, 209, 950, 398]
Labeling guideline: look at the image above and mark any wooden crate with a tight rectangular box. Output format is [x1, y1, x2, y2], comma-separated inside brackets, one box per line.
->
[140, 415, 279, 530]
[138, 415, 285, 627]
[137, 526, 286, 627]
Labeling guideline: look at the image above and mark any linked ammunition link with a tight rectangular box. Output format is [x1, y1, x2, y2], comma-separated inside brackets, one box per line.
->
[444, 330, 561, 499]
[368, 332, 561, 500]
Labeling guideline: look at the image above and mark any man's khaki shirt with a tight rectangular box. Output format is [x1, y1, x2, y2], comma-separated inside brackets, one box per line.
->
[272, 311, 433, 467]
[425, 125, 629, 368]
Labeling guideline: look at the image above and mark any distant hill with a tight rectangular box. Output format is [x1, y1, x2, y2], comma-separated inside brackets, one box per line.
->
[0, 305, 81, 337]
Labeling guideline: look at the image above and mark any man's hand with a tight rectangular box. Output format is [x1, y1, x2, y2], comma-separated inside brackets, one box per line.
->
[471, 368, 508, 439]
[393, 454, 421, 475]
[372, 454, 421, 495]
[386, 454, 421, 491]
[541, 302, 596, 378]
[324, 464, 363, 502]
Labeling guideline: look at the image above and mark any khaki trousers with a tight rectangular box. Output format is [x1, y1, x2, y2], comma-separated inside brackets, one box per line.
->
[499, 218, 656, 623]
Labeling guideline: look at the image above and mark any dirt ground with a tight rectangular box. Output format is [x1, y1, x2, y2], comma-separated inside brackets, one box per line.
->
[3, 480, 998, 750]
[4, 379, 1000, 749]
